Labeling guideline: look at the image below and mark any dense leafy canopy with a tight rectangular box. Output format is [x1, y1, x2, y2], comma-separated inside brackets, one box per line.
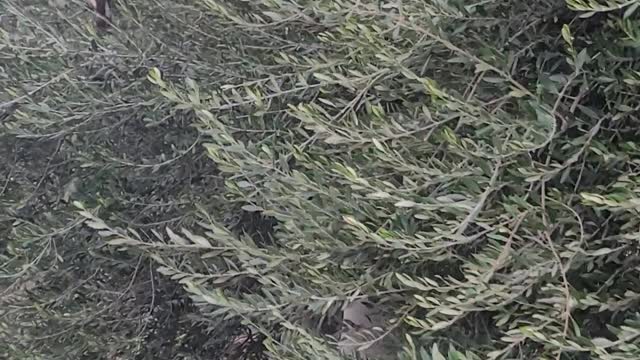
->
[2, 0, 640, 359]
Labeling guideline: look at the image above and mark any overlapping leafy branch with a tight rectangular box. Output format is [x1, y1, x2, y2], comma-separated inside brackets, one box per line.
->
[83, 0, 640, 359]
[5, 0, 640, 359]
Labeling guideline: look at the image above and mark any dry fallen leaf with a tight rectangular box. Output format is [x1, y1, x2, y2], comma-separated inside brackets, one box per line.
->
[338, 300, 400, 359]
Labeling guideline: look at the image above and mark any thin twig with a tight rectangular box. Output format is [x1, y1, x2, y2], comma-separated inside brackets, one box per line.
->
[0, 70, 72, 111]
[483, 211, 528, 282]
[455, 160, 502, 237]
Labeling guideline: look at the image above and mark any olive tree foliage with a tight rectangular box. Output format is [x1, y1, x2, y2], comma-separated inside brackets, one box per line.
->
[1, 0, 225, 358]
[4, 0, 640, 359]
[88, 0, 640, 359]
